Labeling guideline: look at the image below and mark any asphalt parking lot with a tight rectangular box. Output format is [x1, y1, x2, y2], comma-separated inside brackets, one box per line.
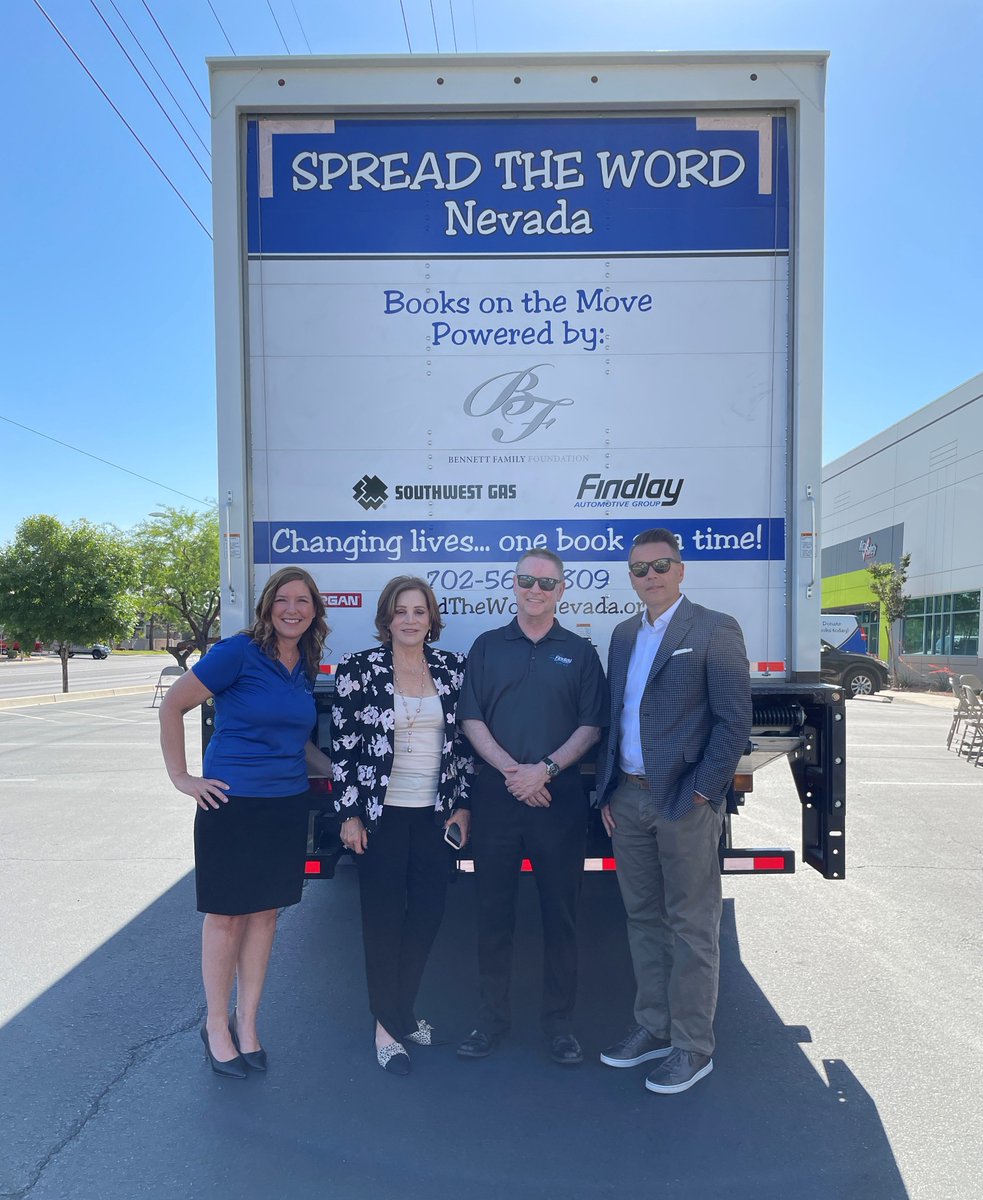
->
[0, 688, 980, 1199]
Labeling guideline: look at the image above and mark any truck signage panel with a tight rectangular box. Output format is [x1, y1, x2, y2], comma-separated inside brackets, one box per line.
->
[242, 111, 791, 669]
[247, 115, 789, 257]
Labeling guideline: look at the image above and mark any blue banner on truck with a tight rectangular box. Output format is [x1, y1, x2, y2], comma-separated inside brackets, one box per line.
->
[246, 115, 789, 257]
[254, 517, 786, 564]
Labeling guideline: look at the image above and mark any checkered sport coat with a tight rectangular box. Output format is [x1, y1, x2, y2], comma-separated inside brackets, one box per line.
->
[595, 595, 752, 821]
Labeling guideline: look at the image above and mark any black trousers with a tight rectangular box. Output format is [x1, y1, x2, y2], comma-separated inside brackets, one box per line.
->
[470, 769, 587, 1037]
[357, 805, 450, 1040]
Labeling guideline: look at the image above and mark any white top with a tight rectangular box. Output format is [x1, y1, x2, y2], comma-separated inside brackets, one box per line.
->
[385, 693, 443, 807]
[619, 595, 684, 776]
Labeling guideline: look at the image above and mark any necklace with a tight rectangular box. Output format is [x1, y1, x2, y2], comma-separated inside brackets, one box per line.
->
[393, 659, 429, 753]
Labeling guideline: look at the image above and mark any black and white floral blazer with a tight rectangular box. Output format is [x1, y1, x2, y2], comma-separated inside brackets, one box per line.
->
[330, 644, 474, 830]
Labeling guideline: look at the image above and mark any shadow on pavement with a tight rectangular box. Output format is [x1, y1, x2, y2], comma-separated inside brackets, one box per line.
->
[0, 870, 909, 1200]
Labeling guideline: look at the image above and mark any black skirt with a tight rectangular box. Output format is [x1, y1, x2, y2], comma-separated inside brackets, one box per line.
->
[194, 792, 310, 915]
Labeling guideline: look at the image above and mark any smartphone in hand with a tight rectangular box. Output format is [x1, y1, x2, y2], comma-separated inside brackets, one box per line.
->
[444, 823, 464, 849]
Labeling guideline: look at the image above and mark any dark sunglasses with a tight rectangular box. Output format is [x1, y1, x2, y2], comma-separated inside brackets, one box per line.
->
[515, 574, 561, 592]
[629, 557, 682, 578]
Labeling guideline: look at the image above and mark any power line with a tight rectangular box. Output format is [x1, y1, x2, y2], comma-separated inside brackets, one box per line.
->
[288, 0, 313, 53]
[397, 0, 413, 51]
[108, 0, 210, 155]
[471, 0, 477, 50]
[0, 414, 212, 506]
[30, 0, 211, 239]
[265, 0, 290, 52]
[205, 0, 236, 54]
[448, 0, 458, 52]
[428, 0, 440, 51]
[90, 0, 211, 182]
[140, 0, 211, 117]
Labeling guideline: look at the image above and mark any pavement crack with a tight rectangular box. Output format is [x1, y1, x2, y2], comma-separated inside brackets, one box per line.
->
[2, 1009, 206, 1200]
[4, 902, 303, 1199]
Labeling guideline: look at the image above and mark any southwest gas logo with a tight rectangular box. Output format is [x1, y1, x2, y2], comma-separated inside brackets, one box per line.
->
[574, 473, 683, 508]
[353, 475, 388, 510]
[352, 474, 517, 511]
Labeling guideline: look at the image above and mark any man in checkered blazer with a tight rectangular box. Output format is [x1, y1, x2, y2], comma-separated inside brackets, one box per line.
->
[594, 527, 752, 1095]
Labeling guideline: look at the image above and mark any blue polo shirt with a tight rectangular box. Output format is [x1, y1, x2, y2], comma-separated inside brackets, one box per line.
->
[193, 634, 315, 797]
[459, 619, 608, 764]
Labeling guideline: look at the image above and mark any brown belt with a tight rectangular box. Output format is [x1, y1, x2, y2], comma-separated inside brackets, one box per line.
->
[621, 771, 649, 789]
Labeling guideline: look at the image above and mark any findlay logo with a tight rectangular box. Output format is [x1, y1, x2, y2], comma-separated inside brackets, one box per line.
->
[464, 365, 573, 444]
[575, 473, 684, 508]
[353, 475, 388, 510]
[859, 536, 878, 562]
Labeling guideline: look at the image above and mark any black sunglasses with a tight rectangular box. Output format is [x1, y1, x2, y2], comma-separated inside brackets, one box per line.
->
[515, 574, 561, 592]
[629, 557, 682, 578]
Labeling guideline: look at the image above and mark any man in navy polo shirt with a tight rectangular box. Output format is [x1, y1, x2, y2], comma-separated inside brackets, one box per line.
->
[456, 549, 608, 1066]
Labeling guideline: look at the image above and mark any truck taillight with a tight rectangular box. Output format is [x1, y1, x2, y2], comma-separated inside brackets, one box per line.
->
[720, 850, 795, 874]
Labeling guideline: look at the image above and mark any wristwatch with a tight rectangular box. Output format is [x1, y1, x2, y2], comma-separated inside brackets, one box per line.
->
[542, 757, 560, 780]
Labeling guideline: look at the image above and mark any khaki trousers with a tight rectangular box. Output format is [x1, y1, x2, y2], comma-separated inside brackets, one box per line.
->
[609, 777, 723, 1056]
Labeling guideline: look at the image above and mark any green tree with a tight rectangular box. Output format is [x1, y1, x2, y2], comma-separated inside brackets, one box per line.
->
[133, 507, 220, 666]
[867, 552, 911, 686]
[0, 515, 140, 692]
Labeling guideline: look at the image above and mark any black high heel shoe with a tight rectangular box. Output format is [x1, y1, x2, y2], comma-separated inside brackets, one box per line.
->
[200, 1025, 247, 1079]
[230, 1009, 268, 1072]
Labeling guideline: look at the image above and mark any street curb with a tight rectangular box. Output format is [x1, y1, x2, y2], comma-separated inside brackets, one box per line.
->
[0, 685, 155, 710]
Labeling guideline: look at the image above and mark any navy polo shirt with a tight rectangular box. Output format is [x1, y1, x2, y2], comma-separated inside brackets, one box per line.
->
[459, 619, 608, 764]
[193, 634, 315, 796]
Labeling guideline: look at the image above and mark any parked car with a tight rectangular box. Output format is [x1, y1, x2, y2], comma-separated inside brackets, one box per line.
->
[0, 638, 43, 658]
[820, 640, 890, 698]
[51, 643, 112, 660]
[73, 644, 111, 660]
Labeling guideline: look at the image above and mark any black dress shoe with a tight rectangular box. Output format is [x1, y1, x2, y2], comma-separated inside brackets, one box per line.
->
[549, 1034, 584, 1065]
[377, 1040, 411, 1075]
[200, 1025, 247, 1079]
[229, 1009, 268, 1072]
[456, 1029, 494, 1059]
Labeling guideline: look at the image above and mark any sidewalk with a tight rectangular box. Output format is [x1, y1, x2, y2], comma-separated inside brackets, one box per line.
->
[0, 685, 155, 710]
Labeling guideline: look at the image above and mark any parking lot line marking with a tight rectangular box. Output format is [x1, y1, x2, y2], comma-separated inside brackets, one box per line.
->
[0, 779, 37, 783]
[0, 710, 49, 722]
[0, 734, 157, 744]
[50, 711, 143, 724]
[857, 780, 981, 786]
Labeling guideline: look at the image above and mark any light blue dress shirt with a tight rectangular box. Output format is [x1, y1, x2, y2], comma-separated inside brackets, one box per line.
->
[618, 595, 684, 776]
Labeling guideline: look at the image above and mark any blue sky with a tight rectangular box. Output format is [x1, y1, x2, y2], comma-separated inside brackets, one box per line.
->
[2, 0, 981, 546]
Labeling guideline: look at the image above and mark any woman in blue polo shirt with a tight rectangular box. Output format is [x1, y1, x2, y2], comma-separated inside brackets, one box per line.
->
[159, 567, 332, 1079]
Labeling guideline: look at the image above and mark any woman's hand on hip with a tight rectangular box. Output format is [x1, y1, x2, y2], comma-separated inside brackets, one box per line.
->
[340, 815, 368, 854]
[172, 772, 230, 811]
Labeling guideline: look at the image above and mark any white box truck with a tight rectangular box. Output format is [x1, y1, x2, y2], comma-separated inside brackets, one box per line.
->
[208, 51, 844, 881]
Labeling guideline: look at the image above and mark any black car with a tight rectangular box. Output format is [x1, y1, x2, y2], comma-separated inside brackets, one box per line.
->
[820, 640, 890, 698]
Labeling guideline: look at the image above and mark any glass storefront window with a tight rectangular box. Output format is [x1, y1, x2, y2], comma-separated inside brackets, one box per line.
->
[901, 591, 980, 655]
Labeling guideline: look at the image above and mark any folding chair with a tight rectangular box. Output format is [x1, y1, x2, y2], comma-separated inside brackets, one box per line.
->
[151, 664, 185, 708]
[947, 676, 970, 751]
[955, 684, 983, 764]
[958, 673, 983, 696]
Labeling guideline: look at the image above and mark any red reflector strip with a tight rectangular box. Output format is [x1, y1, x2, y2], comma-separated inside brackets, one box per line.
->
[584, 857, 618, 871]
[721, 853, 792, 872]
[456, 858, 616, 873]
[754, 661, 786, 673]
[304, 860, 321, 875]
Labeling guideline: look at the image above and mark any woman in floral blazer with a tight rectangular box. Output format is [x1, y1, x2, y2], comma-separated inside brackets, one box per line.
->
[331, 576, 474, 1075]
